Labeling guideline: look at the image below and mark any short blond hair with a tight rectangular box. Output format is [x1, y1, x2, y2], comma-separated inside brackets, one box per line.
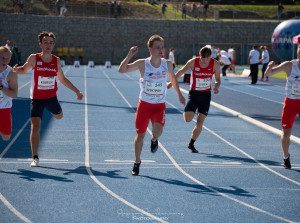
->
[0, 46, 12, 55]
[147, 35, 164, 48]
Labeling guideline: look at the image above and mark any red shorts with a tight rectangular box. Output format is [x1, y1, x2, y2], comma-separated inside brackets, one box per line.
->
[135, 100, 166, 134]
[0, 108, 12, 135]
[231, 60, 235, 65]
[281, 97, 300, 129]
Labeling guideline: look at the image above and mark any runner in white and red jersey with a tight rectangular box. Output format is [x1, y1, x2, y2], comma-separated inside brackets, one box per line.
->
[15, 31, 84, 167]
[119, 35, 185, 175]
[265, 45, 300, 169]
[0, 46, 18, 141]
[168, 46, 221, 153]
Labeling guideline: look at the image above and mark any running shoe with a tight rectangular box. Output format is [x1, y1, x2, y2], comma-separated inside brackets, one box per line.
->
[283, 155, 291, 169]
[132, 162, 141, 175]
[264, 79, 269, 82]
[188, 144, 198, 153]
[30, 158, 39, 167]
[259, 78, 264, 81]
[151, 139, 158, 153]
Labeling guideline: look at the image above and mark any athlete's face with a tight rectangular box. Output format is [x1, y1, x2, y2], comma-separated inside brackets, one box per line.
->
[200, 56, 210, 65]
[149, 41, 164, 58]
[0, 51, 11, 68]
[39, 36, 55, 53]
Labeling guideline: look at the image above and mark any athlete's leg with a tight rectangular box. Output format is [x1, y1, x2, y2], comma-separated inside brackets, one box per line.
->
[52, 112, 63, 120]
[0, 133, 11, 141]
[281, 128, 292, 158]
[134, 132, 146, 163]
[183, 111, 195, 122]
[30, 117, 41, 157]
[191, 113, 206, 141]
[151, 122, 163, 141]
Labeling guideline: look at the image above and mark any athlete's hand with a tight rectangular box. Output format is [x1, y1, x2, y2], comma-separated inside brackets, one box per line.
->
[12, 64, 19, 74]
[167, 82, 173, 89]
[128, 46, 138, 58]
[76, 91, 84, 100]
[268, 61, 275, 68]
[213, 87, 219, 94]
[179, 94, 186, 106]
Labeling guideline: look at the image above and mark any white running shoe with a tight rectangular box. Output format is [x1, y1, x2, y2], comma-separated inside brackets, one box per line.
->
[30, 158, 39, 167]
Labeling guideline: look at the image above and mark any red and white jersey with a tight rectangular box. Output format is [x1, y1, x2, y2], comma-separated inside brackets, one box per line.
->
[0, 66, 13, 109]
[286, 60, 300, 100]
[31, 53, 58, 99]
[190, 57, 214, 92]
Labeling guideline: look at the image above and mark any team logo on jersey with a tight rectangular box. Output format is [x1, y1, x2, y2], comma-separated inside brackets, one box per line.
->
[195, 68, 200, 71]
[162, 71, 166, 75]
[37, 62, 43, 65]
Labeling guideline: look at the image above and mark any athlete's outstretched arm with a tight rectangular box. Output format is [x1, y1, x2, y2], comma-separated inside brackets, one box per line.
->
[167, 58, 194, 89]
[265, 61, 292, 78]
[118, 46, 141, 73]
[213, 60, 221, 94]
[57, 57, 83, 100]
[15, 54, 36, 74]
[167, 61, 185, 106]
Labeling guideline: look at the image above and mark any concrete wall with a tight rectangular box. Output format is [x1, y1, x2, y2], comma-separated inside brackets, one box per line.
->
[0, 13, 280, 65]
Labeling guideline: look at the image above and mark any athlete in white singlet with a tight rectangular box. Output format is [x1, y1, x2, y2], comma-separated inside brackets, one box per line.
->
[119, 35, 185, 175]
[168, 46, 221, 153]
[265, 45, 300, 169]
[0, 46, 18, 141]
[15, 31, 84, 167]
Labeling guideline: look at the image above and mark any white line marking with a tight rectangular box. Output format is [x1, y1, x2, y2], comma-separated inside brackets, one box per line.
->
[0, 192, 31, 223]
[112, 68, 296, 222]
[85, 66, 167, 223]
[191, 161, 242, 165]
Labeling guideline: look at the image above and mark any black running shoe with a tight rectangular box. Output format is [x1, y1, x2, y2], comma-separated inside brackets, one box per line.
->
[132, 162, 141, 175]
[284, 156, 291, 169]
[151, 139, 158, 153]
[188, 144, 198, 153]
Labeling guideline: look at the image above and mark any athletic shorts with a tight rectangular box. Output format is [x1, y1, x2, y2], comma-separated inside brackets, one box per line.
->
[31, 96, 62, 118]
[281, 97, 300, 129]
[0, 108, 12, 135]
[231, 60, 235, 65]
[135, 100, 166, 134]
[184, 90, 211, 116]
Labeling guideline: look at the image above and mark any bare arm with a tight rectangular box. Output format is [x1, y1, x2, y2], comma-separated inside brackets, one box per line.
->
[15, 54, 36, 74]
[265, 61, 292, 78]
[213, 60, 221, 94]
[1, 70, 18, 98]
[118, 46, 143, 73]
[57, 57, 84, 100]
[167, 61, 185, 106]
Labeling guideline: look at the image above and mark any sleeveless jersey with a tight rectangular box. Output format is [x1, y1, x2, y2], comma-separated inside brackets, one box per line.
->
[190, 57, 214, 92]
[139, 58, 168, 104]
[286, 60, 300, 100]
[31, 53, 58, 99]
[0, 66, 13, 109]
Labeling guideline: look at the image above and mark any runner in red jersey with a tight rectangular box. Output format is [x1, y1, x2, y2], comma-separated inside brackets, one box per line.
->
[15, 31, 84, 167]
[168, 46, 221, 153]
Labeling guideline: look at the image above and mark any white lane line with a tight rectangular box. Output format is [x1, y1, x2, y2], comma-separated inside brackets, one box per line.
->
[85, 66, 167, 223]
[111, 68, 296, 222]
[0, 192, 31, 223]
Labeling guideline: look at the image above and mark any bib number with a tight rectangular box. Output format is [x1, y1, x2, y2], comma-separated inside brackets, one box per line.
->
[144, 81, 163, 98]
[196, 78, 210, 91]
[38, 76, 55, 90]
[291, 84, 300, 98]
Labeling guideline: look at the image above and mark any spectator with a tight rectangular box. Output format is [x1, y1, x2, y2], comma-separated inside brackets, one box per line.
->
[5, 40, 11, 50]
[169, 47, 176, 70]
[203, 1, 209, 20]
[11, 43, 20, 66]
[259, 45, 270, 82]
[219, 50, 231, 77]
[55, 0, 62, 16]
[248, 45, 260, 84]
[161, 2, 167, 19]
[192, 2, 197, 18]
[228, 46, 236, 73]
[181, 2, 187, 19]
[60, 0, 67, 16]
[110, 1, 115, 18]
[278, 3, 284, 21]
[197, 3, 202, 20]
[117, 1, 122, 18]
[17, 0, 23, 14]
[13, 0, 18, 14]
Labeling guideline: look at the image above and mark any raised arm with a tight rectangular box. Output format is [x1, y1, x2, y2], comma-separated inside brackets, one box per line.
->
[57, 57, 83, 100]
[15, 54, 36, 74]
[118, 46, 141, 73]
[265, 61, 292, 78]
[167, 61, 185, 106]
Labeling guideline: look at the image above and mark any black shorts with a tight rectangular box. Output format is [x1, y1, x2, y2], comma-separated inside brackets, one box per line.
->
[31, 96, 62, 118]
[184, 90, 211, 116]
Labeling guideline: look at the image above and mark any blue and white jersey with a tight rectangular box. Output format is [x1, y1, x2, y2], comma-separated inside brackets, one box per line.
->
[0, 66, 13, 109]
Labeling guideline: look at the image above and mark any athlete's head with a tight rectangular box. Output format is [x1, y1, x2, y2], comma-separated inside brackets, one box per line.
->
[199, 46, 212, 64]
[0, 46, 12, 68]
[148, 35, 164, 57]
[260, 45, 267, 51]
[38, 31, 56, 53]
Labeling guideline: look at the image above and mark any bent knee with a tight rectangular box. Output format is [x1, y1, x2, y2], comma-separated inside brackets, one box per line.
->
[53, 112, 63, 120]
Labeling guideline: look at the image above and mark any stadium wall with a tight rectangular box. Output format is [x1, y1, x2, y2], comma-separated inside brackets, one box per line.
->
[1, 13, 280, 65]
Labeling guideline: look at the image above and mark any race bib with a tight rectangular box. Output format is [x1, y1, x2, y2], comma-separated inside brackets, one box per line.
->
[291, 84, 300, 98]
[144, 81, 163, 98]
[38, 76, 55, 90]
[196, 78, 211, 90]
[0, 90, 3, 102]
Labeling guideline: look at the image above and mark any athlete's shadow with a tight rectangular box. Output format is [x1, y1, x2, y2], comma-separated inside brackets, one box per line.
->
[141, 175, 255, 197]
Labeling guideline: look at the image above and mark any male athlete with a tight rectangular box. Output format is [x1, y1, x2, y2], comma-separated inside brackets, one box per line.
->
[168, 46, 221, 153]
[0, 46, 18, 141]
[265, 45, 300, 169]
[15, 31, 84, 167]
[119, 35, 185, 175]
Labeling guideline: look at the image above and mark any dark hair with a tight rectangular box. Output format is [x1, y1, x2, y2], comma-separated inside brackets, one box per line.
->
[147, 35, 164, 48]
[38, 31, 56, 43]
[199, 46, 212, 58]
[169, 47, 174, 52]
